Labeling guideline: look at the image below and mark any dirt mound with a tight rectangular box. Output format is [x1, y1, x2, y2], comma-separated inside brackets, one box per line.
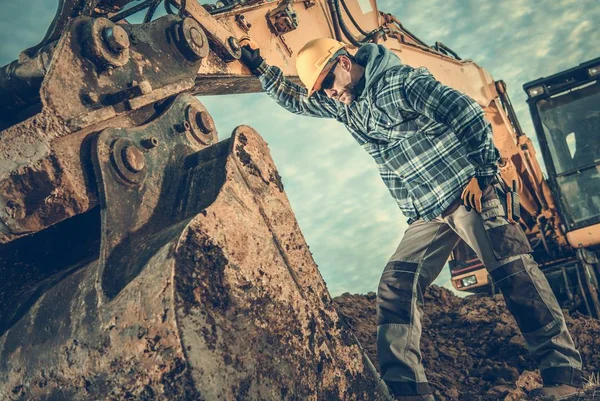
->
[334, 286, 600, 401]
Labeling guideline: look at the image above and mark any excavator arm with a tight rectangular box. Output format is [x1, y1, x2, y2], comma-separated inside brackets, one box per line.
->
[0, 0, 563, 246]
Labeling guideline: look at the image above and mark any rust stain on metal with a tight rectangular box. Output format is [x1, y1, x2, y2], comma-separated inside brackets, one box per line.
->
[176, 229, 231, 316]
[235, 132, 269, 186]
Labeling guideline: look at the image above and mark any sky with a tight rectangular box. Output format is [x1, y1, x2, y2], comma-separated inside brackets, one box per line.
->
[1, 0, 599, 297]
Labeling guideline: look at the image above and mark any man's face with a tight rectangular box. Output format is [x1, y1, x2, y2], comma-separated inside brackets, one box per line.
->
[315, 56, 356, 105]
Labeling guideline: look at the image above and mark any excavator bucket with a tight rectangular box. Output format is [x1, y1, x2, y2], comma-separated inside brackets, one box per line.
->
[0, 10, 392, 398]
[0, 94, 392, 400]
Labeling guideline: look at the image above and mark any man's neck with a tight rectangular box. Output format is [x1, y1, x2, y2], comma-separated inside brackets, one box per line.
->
[351, 65, 366, 98]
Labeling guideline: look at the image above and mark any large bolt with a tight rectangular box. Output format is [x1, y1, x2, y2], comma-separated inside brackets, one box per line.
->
[103, 25, 130, 53]
[228, 36, 240, 52]
[82, 18, 129, 70]
[122, 146, 145, 173]
[190, 27, 205, 49]
[195, 111, 215, 134]
[177, 18, 209, 61]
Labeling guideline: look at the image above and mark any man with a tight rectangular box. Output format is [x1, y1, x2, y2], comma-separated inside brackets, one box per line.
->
[239, 37, 584, 401]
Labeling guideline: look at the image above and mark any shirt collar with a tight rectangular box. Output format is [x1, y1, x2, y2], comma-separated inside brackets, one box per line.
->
[354, 74, 367, 99]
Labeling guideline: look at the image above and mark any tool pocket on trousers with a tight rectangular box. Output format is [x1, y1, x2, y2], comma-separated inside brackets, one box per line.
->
[377, 261, 420, 326]
[480, 186, 532, 260]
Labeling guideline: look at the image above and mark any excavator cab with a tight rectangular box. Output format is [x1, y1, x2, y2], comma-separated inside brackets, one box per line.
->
[525, 58, 600, 231]
[451, 58, 600, 317]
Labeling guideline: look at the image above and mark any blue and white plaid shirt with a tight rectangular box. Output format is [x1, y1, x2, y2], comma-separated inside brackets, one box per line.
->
[256, 52, 499, 224]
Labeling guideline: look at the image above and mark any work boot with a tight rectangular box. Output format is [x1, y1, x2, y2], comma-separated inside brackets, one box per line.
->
[394, 395, 435, 401]
[529, 384, 581, 400]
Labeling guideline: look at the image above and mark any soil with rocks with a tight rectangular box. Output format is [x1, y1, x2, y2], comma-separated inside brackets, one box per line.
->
[334, 286, 600, 401]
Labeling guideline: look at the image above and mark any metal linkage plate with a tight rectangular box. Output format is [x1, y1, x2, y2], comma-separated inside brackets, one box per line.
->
[92, 93, 218, 299]
[41, 15, 208, 129]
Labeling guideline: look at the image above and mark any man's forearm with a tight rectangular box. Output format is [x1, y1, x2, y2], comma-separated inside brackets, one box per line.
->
[239, 39, 340, 119]
[256, 63, 340, 119]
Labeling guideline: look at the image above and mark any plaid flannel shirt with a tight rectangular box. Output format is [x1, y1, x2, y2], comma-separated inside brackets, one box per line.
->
[256, 61, 500, 223]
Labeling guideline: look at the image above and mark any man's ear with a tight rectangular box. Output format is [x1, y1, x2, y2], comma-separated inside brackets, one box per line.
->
[339, 55, 352, 72]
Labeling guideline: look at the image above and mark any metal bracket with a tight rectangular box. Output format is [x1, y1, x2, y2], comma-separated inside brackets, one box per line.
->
[267, 0, 299, 36]
[577, 246, 599, 265]
[92, 94, 220, 299]
[40, 15, 206, 129]
[235, 14, 252, 33]
[171, 0, 241, 61]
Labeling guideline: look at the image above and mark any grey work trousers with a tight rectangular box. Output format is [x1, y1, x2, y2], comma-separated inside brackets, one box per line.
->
[377, 184, 583, 396]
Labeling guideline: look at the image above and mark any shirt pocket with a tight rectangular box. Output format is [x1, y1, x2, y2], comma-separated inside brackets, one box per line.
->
[367, 105, 416, 141]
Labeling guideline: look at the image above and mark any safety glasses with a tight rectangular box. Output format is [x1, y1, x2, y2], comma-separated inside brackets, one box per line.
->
[317, 60, 339, 95]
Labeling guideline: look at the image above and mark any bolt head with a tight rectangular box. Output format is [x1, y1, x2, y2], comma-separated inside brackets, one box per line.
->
[104, 25, 130, 53]
[122, 146, 145, 173]
[175, 121, 191, 133]
[228, 36, 240, 52]
[196, 111, 215, 134]
[142, 137, 159, 149]
[190, 27, 205, 49]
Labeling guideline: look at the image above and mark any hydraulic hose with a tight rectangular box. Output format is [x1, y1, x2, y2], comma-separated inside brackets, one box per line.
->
[434, 42, 462, 61]
[164, 0, 188, 16]
[164, 0, 177, 14]
[331, 0, 362, 46]
[382, 14, 429, 48]
[326, 0, 343, 41]
[111, 0, 187, 22]
[339, 0, 368, 36]
[143, 0, 162, 22]
[110, 0, 157, 22]
[333, 0, 383, 46]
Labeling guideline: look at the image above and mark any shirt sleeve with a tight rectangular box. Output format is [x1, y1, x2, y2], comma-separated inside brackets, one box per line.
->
[386, 66, 500, 177]
[256, 62, 342, 120]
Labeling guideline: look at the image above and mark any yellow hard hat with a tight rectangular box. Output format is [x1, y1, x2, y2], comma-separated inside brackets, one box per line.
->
[296, 38, 347, 96]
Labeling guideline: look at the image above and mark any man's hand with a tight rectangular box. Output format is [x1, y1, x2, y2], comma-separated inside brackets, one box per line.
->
[461, 176, 483, 213]
[239, 36, 264, 74]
